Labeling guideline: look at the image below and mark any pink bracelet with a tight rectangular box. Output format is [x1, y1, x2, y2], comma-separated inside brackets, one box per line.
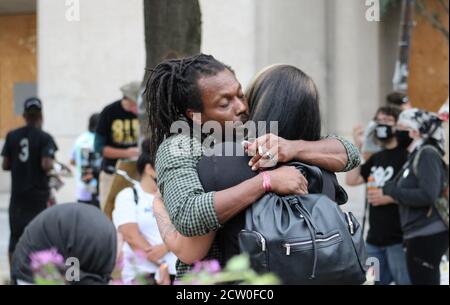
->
[261, 172, 271, 192]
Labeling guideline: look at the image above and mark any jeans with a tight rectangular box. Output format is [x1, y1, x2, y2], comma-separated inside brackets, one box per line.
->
[366, 242, 411, 285]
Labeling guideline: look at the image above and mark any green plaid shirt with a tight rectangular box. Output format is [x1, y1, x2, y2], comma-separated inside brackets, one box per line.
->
[155, 133, 360, 277]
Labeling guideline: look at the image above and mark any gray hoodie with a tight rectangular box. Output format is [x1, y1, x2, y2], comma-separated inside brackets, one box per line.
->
[383, 145, 448, 240]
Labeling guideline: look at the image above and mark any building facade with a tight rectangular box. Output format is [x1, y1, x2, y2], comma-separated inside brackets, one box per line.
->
[0, 0, 448, 199]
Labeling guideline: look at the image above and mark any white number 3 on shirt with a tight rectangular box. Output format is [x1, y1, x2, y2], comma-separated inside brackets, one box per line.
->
[19, 138, 29, 162]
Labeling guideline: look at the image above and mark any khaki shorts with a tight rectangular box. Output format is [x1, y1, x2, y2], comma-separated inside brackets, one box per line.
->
[99, 171, 114, 211]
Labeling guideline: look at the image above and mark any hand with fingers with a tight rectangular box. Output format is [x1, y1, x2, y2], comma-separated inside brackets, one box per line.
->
[367, 188, 395, 206]
[265, 165, 309, 196]
[145, 244, 168, 264]
[156, 263, 171, 285]
[244, 133, 297, 171]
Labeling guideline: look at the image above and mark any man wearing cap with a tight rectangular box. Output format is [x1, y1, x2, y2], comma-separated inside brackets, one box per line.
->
[94, 81, 141, 210]
[1, 97, 58, 262]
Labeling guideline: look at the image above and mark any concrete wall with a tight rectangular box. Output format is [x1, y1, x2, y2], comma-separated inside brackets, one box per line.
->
[2, 0, 391, 201]
[35, 0, 145, 202]
[38, 0, 145, 138]
[201, 0, 381, 136]
[379, 3, 402, 103]
[325, 0, 381, 135]
[35, 0, 385, 141]
[199, 0, 257, 89]
[254, 0, 331, 129]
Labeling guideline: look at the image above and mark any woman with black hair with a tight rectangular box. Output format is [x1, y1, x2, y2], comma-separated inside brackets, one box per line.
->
[153, 64, 356, 274]
[380, 108, 449, 285]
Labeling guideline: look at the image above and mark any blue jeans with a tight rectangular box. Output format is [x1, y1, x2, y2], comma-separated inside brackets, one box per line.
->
[366, 242, 411, 285]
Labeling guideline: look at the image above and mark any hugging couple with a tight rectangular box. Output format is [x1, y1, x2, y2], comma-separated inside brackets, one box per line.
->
[144, 54, 360, 278]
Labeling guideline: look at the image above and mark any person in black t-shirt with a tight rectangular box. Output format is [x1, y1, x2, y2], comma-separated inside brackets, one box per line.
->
[346, 106, 410, 285]
[94, 81, 141, 210]
[1, 97, 58, 263]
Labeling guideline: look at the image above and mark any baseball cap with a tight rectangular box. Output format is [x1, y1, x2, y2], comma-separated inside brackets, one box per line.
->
[24, 97, 42, 111]
[120, 81, 141, 103]
[386, 92, 409, 106]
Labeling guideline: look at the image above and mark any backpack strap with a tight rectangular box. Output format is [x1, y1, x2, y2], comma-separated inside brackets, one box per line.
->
[412, 145, 440, 176]
[132, 186, 139, 205]
[412, 145, 448, 187]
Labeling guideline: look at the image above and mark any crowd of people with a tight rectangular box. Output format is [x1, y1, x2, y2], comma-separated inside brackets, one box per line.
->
[1, 53, 448, 285]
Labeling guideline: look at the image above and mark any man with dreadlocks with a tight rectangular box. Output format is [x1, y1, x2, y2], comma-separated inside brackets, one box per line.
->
[146, 54, 360, 277]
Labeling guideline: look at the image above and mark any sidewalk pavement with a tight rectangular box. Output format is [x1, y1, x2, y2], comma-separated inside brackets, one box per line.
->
[0, 191, 10, 284]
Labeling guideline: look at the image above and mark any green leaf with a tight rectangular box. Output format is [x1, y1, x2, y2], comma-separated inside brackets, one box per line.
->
[224, 254, 250, 272]
[244, 273, 281, 285]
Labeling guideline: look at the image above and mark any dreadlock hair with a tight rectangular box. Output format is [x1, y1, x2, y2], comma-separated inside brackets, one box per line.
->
[144, 53, 232, 164]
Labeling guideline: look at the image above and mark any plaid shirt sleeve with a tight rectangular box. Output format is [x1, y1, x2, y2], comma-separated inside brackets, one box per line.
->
[155, 135, 221, 237]
[324, 134, 361, 172]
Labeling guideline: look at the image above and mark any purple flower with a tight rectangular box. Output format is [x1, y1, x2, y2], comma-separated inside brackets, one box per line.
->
[115, 255, 124, 270]
[191, 259, 221, 274]
[191, 261, 204, 273]
[30, 248, 64, 270]
[110, 279, 125, 285]
[205, 260, 221, 274]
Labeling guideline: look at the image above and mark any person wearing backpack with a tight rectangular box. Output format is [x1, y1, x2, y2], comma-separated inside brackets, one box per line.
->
[112, 139, 176, 284]
[152, 64, 364, 283]
[381, 108, 449, 285]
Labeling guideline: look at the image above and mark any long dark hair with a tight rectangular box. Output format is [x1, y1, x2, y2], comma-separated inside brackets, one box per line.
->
[144, 54, 231, 164]
[246, 65, 321, 141]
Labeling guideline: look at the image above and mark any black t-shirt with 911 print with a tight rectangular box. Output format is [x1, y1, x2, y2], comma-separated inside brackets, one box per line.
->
[360, 146, 408, 246]
[96, 100, 139, 172]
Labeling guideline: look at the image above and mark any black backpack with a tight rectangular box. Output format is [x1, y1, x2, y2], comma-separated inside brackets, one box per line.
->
[238, 162, 368, 285]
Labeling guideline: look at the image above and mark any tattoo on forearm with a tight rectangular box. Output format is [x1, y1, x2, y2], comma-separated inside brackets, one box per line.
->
[154, 211, 177, 242]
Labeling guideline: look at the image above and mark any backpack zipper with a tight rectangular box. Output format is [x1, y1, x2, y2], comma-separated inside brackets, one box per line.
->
[345, 212, 355, 235]
[283, 233, 341, 255]
[241, 230, 266, 252]
[253, 231, 266, 251]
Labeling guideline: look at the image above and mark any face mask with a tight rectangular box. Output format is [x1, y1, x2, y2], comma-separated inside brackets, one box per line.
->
[395, 130, 413, 148]
[375, 124, 394, 141]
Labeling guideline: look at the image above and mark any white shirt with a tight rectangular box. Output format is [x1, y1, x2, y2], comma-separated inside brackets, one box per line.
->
[112, 184, 177, 282]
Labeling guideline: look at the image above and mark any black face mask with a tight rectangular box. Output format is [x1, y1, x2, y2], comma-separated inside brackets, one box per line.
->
[395, 130, 413, 148]
[375, 124, 394, 141]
